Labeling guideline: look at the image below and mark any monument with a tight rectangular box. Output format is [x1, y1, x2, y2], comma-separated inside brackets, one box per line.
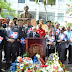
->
[19, 6, 36, 26]
[20, 6, 32, 18]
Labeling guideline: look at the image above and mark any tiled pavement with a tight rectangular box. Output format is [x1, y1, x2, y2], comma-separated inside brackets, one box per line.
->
[2, 51, 72, 72]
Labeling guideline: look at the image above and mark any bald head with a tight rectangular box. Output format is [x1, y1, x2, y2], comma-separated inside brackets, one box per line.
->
[38, 24, 42, 29]
[9, 21, 14, 28]
[32, 27, 37, 32]
[67, 26, 70, 31]
[41, 19, 44, 24]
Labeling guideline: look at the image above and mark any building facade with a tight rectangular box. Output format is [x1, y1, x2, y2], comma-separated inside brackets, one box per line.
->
[3, 0, 67, 23]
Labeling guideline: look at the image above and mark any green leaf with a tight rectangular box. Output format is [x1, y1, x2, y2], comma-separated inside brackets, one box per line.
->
[35, 0, 56, 6]
[48, 0, 56, 6]
[35, 0, 38, 3]
[43, 0, 46, 5]
[0, 0, 17, 18]
[23, 52, 29, 57]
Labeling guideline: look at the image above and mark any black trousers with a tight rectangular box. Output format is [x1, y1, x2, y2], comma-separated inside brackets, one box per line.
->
[4, 41, 6, 59]
[16, 42, 20, 57]
[57, 45, 65, 63]
[20, 43, 26, 56]
[68, 45, 72, 61]
[60, 48, 65, 63]
[64, 48, 68, 60]
[69, 45, 72, 62]
[46, 45, 55, 57]
[6, 46, 16, 63]
[0, 50, 2, 70]
[46, 49, 55, 57]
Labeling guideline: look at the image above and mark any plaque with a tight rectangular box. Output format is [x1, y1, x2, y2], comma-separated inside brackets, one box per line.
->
[25, 38, 46, 60]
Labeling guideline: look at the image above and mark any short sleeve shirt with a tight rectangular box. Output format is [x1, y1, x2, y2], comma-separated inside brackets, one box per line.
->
[37, 29, 46, 38]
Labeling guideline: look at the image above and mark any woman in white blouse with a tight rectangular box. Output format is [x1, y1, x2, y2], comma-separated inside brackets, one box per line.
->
[45, 30, 55, 57]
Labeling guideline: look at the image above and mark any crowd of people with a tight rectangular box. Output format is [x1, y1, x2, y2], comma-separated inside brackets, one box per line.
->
[0, 17, 72, 72]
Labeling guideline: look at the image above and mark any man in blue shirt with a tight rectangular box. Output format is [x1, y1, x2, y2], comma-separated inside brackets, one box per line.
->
[64, 26, 72, 64]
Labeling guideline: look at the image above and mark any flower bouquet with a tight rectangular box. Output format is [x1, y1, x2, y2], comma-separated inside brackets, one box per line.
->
[9, 52, 66, 72]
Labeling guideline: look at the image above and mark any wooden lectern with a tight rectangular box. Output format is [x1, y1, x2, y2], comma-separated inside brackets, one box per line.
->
[25, 38, 46, 60]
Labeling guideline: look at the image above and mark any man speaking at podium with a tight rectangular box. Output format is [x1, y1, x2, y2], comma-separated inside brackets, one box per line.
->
[27, 27, 40, 38]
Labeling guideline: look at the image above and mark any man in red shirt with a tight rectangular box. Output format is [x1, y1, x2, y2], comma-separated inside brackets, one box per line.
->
[37, 24, 46, 38]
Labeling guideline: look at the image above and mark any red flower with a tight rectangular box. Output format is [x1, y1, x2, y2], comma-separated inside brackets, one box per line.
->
[59, 60, 61, 63]
[34, 68, 36, 71]
[28, 68, 30, 70]
[41, 65, 44, 67]
[62, 64, 64, 67]
[44, 65, 48, 67]
[64, 69, 66, 71]
[19, 57, 22, 62]
[22, 69, 23, 71]
[25, 63, 28, 66]
[41, 65, 48, 67]
[28, 70, 32, 72]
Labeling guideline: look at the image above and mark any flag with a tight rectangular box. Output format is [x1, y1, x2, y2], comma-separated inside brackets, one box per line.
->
[52, 32, 54, 36]
[60, 34, 67, 41]
[0, 36, 3, 43]
[20, 37, 25, 45]
[51, 36, 55, 42]
[28, 28, 32, 33]
[11, 32, 18, 39]
[49, 36, 55, 42]
[56, 29, 60, 35]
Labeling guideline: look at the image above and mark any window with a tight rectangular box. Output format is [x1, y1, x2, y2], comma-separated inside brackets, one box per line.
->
[57, 13, 64, 22]
[39, 0, 43, 2]
[18, 0, 25, 3]
[30, 0, 35, 1]
[30, 0, 43, 2]
[18, 11, 23, 14]
[4, 0, 6, 2]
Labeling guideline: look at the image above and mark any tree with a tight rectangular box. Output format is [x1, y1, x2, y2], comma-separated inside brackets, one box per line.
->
[66, 0, 72, 16]
[35, 0, 56, 21]
[35, 0, 56, 6]
[0, 0, 19, 18]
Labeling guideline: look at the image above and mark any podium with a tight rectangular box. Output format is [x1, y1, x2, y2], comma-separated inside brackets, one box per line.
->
[25, 38, 46, 59]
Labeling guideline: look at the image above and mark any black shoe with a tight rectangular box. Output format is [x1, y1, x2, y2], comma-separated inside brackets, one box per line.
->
[3, 58, 6, 61]
[68, 62, 72, 64]
[0, 69, 2, 72]
[64, 58, 66, 61]
[5, 65, 9, 70]
[5, 63, 11, 70]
